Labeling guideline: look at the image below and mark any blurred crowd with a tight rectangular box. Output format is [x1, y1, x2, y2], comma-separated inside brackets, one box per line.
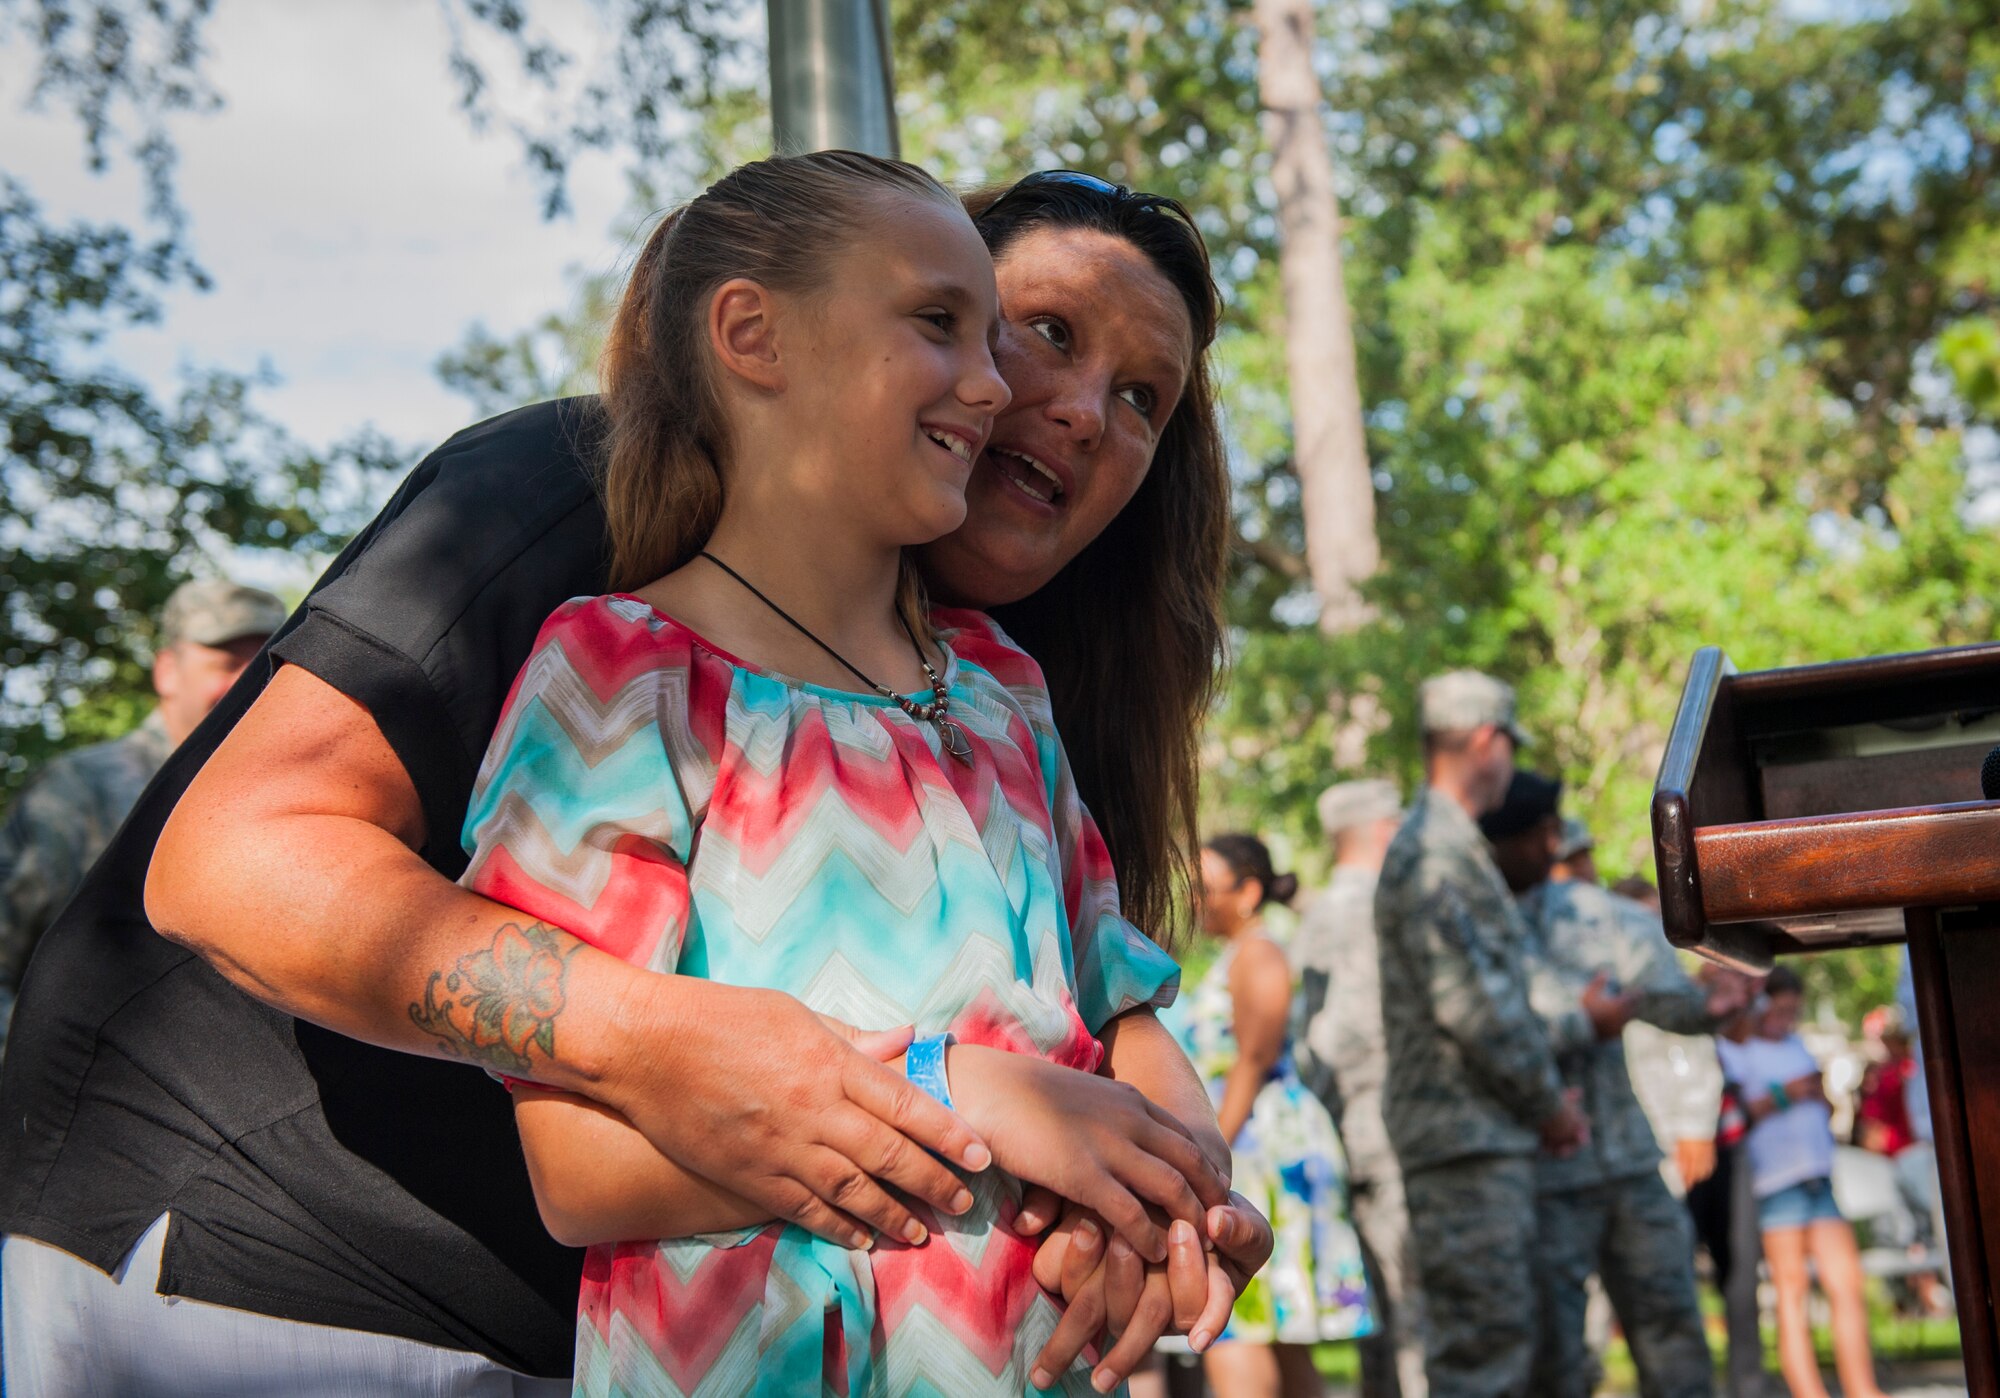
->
[1168, 670, 1952, 1398]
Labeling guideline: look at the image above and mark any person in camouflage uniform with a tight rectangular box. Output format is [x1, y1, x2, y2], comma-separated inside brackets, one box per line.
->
[1374, 672, 1597, 1398]
[0, 579, 283, 1047]
[1293, 777, 1427, 1398]
[1484, 771, 1745, 1398]
[1550, 817, 1598, 886]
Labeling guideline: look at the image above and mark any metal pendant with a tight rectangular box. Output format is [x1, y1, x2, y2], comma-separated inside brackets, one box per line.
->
[936, 716, 974, 766]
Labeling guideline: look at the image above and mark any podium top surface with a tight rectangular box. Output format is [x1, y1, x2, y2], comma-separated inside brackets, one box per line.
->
[1651, 642, 2000, 966]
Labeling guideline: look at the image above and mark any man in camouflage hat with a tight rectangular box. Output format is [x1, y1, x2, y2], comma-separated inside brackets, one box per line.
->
[0, 579, 285, 1046]
[1294, 777, 1427, 1398]
[1374, 671, 1589, 1398]
[1550, 817, 1598, 886]
[1484, 770, 1745, 1398]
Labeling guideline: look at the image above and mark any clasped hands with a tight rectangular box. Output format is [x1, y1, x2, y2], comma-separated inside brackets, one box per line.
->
[609, 988, 1270, 1390]
[943, 1041, 1271, 1392]
[1016, 1188, 1268, 1392]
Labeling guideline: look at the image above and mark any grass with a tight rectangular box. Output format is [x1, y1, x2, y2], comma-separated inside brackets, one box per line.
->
[1306, 1281, 1963, 1390]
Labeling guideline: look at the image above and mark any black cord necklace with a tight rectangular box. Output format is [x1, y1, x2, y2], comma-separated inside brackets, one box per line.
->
[698, 550, 974, 766]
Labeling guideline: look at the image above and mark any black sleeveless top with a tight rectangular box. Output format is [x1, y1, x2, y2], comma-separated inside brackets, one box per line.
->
[0, 398, 609, 1378]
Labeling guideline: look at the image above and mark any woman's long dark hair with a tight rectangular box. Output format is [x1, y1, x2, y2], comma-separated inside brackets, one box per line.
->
[967, 180, 1231, 949]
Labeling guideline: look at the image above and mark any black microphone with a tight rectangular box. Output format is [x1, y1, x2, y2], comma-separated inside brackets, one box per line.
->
[1983, 744, 2000, 801]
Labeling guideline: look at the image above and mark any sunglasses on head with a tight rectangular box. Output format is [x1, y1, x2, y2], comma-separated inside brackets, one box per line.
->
[981, 168, 1197, 228]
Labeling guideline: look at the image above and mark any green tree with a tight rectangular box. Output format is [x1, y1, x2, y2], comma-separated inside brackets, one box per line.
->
[1212, 0, 1998, 1019]
[0, 1, 399, 797]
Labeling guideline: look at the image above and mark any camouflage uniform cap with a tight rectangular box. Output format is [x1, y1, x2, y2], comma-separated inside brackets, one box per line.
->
[159, 578, 288, 649]
[1555, 816, 1594, 863]
[1316, 778, 1403, 838]
[1419, 668, 1532, 748]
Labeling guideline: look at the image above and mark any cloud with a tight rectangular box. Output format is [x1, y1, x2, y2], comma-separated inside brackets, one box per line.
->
[4, 0, 631, 453]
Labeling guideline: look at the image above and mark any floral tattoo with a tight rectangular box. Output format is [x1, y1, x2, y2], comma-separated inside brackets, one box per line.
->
[410, 921, 579, 1074]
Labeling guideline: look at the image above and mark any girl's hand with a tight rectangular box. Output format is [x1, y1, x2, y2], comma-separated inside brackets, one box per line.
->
[947, 1044, 1230, 1260]
[1026, 1195, 1273, 1390]
[1026, 1210, 1204, 1392]
[1203, 1194, 1274, 1301]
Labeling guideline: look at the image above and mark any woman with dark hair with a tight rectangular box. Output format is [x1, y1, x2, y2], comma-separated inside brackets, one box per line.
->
[1183, 834, 1371, 1398]
[0, 168, 1262, 1396]
[942, 175, 1230, 937]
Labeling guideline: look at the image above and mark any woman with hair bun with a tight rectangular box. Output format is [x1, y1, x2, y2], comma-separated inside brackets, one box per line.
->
[1183, 833, 1371, 1396]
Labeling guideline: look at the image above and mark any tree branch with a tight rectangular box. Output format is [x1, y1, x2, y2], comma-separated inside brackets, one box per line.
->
[1233, 527, 1310, 581]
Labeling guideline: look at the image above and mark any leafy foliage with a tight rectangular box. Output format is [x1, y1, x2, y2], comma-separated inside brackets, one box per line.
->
[0, 1, 400, 796]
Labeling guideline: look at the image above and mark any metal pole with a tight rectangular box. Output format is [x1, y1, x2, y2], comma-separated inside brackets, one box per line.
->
[767, 0, 899, 157]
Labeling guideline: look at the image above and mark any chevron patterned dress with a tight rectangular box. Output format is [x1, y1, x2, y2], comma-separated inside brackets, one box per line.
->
[461, 594, 1180, 1397]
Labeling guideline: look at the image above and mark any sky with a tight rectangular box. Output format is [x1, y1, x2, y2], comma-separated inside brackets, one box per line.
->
[5, 0, 635, 458]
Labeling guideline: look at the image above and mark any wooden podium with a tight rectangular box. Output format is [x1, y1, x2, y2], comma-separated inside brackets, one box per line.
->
[1652, 641, 2000, 1394]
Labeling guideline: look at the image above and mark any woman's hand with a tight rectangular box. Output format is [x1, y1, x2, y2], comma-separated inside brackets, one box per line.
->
[947, 1044, 1231, 1260]
[601, 982, 992, 1248]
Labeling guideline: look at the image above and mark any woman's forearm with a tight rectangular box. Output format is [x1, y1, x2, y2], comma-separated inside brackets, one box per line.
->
[146, 665, 646, 1094]
[144, 664, 988, 1254]
[516, 1089, 774, 1247]
[521, 1039, 1233, 1252]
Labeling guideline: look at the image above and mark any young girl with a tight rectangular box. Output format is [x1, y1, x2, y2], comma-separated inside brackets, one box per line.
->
[458, 152, 1228, 1395]
[1716, 968, 1887, 1398]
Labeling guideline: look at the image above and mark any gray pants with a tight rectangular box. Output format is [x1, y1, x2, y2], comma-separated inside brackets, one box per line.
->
[1531, 1172, 1714, 1398]
[1352, 1169, 1429, 1398]
[2, 1214, 569, 1398]
[1406, 1155, 1537, 1398]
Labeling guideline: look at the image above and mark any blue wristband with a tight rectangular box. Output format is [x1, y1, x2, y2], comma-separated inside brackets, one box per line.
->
[905, 1033, 956, 1111]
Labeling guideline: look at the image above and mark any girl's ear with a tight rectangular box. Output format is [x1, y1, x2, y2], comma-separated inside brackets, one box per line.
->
[708, 278, 787, 392]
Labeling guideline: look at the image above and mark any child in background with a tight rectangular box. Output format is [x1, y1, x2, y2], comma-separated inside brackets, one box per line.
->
[1716, 967, 1887, 1398]
[459, 152, 1231, 1396]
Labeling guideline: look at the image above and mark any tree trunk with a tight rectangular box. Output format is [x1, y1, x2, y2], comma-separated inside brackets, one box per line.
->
[1254, 0, 1379, 633]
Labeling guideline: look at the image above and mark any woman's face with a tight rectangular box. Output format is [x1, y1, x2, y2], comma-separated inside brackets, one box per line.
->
[919, 225, 1196, 608]
[1198, 847, 1258, 938]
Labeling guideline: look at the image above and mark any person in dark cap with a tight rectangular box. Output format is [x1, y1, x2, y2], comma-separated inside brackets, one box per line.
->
[1478, 768, 1567, 897]
[1372, 671, 1586, 1398]
[1487, 770, 1741, 1398]
[1550, 817, 1598, 886]
[0, 578, 286, 1047]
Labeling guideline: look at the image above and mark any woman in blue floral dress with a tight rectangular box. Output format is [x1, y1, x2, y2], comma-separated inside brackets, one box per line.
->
[1180, 834, 1371, 1397]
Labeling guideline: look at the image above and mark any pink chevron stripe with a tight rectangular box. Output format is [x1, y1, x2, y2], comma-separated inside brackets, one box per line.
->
[471, 835, 689, 967]
[1058, 804, 1125, 929]
[903, 711, 1052, 845]
[581, 1230, 783, 1389]
[872, 1220, 1044, 1375]
[707, 709, 930, 856]
[528, 599, 733, 760]
[936, 608, 1044, 692]
[951, 989, 1102, 1074]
